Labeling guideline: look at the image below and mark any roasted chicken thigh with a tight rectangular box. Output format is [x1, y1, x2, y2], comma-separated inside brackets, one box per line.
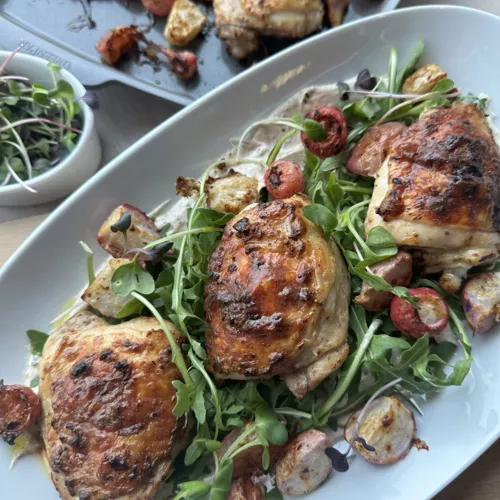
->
[39, 312, 188, 500]
[213, 0, 323, 59]
[366, 103, 500, 291]
[205, 194, 350, 398]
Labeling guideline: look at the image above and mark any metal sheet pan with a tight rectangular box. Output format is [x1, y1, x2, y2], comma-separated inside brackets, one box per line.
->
[0, 0, 399, 106]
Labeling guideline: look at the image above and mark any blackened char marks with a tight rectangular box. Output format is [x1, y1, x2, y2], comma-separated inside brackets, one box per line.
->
[379, 103, 500, 230]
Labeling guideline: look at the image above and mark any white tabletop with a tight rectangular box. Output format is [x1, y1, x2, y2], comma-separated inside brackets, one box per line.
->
[1, 0, 498, 224]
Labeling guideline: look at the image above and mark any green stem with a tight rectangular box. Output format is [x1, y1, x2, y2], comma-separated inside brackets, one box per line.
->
[0, 113, 33, 178]
[317, 318, 382, 420]
[228, 439, 263, 461]
[188, 350, 222, 439]
[339, 185, 373, 194]
[79, 241, 95, 285]
[275, 408, 312, 420]
[266, 129, 296, 165]
[131, 291, 192, 386]
[220, 424, 256, 465]
[345, 204, 370, 253]
[388, 47, 398, 110]
[144, 226, 223, 250]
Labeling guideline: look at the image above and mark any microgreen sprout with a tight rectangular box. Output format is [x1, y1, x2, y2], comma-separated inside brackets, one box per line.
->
[235, 115, 326, 162]
[126, 241, 174, 264]
[110, 211, 132, 233]
[355, 69, 377, 91]
[79, 241, 95, 285]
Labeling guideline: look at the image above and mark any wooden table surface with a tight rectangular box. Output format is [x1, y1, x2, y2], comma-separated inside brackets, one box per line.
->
[1, 0, 500, 497]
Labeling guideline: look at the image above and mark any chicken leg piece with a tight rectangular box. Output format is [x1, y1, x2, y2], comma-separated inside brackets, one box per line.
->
[213, 0, 323, 59]
[39, 312, 189, 500]
[366, 103, 500, 292]
[205, 195, 350, 398]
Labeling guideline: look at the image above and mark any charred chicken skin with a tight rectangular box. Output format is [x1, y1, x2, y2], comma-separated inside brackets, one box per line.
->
[366, 103, 500, 290]
[39, 312, 189, 500]
[205, 194, 350, 398]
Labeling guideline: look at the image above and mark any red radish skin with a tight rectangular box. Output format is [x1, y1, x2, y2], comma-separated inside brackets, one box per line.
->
[390, 288, 449, 338]
[97, 203, 160, 258]
[142, 0, 175, 16]
[0, 384, 41, 444]
[264, 161, 305, 199]
[97, 26, 141, 65]
[300, 106, 347, 158]
[160, 48, 198, 80]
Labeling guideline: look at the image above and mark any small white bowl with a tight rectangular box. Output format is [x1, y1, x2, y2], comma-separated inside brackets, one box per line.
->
[0, 51, 102, 206]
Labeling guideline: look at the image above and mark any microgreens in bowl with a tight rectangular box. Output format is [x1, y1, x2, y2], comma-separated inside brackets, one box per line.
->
[0, 49, 88, 193]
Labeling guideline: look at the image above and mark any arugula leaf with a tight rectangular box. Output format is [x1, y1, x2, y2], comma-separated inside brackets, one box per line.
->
[291, 112, 304, 126]
[255, 405, 288, 445]
[365, 226, 398, 257]
[431, 78, 455, 94]
[115, 298, 144, 319]
[303, 204, 337, 238]
[459, 92, 488, 112]
[395, 40, 424, 92]
[266, 489, 284, 500]
[369, 335, 411, 359]
[27, 329, 49, 355]
[192, 383, 207, 424]
[303, 118, 326, 141]
[111, 257, 155, 297]
[320, 153, 347, 172]
[173, 481, 211, 500]
[172, 380, 195, 417]
[396, 334, 429, 369]
[30, 376, 40, 388]
[210, 460, 234, 500]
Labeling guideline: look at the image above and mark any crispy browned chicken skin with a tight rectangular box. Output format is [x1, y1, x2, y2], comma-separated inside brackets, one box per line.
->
[40, 312, 189, 500]
[205, 195, 350, 398]
[366, 103, 500, 288]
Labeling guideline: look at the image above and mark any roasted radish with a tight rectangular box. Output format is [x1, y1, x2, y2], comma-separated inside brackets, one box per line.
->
[391, 287, 449, 338]
[276, 429, 332, 495]
[160, 47, 198, 80]
[264, 161, 305, 200]
[142, 0, 176, 16]
[355, 251, 413, 312]
[0, 382, 41, 444]
[97, 26, 141, 66]
[462, 271, 500, 334]
[344, 396, 416, 465]
[301, 107, 347, 158]
[402, 63, 447, 94]
[97, 204, 160, 258]
[206, 171, 259, 213]
[227, 476, 265, 500]
[217, 423, 283, 478]
[82, 259, 133, 318]
[347, 122, 406, 178]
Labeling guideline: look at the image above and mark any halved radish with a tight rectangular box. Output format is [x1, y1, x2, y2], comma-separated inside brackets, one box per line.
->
[300, 107, 347, 158]
[390, 287, 449, 338]
[0, 383, 41, 445]
[344, 396, 416, 465]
